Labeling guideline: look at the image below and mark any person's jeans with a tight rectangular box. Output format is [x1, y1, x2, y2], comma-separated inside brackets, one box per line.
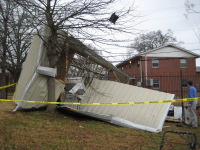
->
[188, 101, 198, 127]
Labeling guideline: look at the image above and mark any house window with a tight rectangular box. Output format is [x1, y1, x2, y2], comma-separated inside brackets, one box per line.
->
[121, 66, 123, 71]
[182, 79, 188, 87]
[152, 59, 159, 68]
[153, 79, 160, 89]
[180, 59, 187, 68]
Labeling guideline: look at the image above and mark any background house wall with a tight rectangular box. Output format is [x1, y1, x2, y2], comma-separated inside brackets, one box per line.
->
[142, 57, 196, 75]
[108, 46, 200, 103]
[143, 46, 197, 58]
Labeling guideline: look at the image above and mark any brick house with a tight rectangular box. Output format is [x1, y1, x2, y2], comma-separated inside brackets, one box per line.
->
[108, 44, 200, 98]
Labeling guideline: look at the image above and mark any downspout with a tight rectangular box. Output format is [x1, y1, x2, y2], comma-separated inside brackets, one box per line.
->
[140, 57, 142, 84]
[145, 55, 148, 80]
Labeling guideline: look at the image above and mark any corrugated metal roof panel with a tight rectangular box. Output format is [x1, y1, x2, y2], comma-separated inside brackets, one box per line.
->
[79, 79, 174, 132]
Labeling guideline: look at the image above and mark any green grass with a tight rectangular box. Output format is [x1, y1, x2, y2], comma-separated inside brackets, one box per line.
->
[0, 102, 199, 150]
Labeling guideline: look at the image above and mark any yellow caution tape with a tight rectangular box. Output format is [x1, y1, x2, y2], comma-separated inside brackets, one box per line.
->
[0, 83, 17, 89]
[0, 97, 199, 105]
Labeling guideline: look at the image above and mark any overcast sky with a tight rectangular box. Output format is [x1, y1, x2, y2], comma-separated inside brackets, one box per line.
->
[106, 0, 200, 65]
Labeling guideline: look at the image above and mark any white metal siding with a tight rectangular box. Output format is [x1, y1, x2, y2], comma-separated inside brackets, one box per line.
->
[80, 79, 174, 132]
[13, 27, 65, 110]
[143, 47, 196, 57]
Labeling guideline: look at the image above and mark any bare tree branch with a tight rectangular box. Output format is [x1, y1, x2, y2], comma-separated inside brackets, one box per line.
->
[127, 30, 183, 55]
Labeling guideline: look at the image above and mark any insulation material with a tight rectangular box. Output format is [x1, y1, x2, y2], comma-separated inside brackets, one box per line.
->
[13, 27, 65, 111]
[78, 79, 174, 133]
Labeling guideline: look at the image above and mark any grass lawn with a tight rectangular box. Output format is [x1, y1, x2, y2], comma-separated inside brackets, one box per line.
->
[0, 102, 199, 150]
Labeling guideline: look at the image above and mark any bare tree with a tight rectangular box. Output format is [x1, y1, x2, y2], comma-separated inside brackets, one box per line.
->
[0, 0, 15, 98]
[14, 0, 137, 112]
[127, 30, 183, 55]
[185, 0, 200, 14]
[0, 0, 35, 91]
[7, 7, 35, 82]
[185, 0, 200, 42]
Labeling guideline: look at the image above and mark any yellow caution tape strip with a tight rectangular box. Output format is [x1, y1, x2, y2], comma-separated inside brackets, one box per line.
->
[0, 83, 17, 89]
[0, 97, 199, 105]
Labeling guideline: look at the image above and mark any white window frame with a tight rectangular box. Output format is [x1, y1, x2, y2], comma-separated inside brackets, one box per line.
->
[153, 79, 160, 89]
[152, 59, 159, 68]
[180, 59, 187, 68]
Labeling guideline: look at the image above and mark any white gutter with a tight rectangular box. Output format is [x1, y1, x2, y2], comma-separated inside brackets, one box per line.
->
[140, 57, 143, 83]
[145, 55, 148, 79]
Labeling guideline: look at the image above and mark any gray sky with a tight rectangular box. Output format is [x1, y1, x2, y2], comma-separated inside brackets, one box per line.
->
[106, 0, 200, 65]
[136, 0, 200, 49]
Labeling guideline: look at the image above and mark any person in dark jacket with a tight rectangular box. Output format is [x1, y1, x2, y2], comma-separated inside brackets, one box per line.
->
[187, 81, 198, 128]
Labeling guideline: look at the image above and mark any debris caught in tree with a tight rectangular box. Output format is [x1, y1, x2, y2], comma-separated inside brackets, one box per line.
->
[109, 13, 119, 24]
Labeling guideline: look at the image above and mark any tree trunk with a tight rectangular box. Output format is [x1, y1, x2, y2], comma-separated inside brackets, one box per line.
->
[46, 29, 58, 112]
[0, 17, 9, 99]
[0, 70, 7, 99]
[13, 70, 21, 83]
[46, 77, 56, 112]
[0, 43, 7, 99]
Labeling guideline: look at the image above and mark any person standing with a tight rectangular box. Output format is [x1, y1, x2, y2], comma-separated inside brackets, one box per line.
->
[187, 81, 198, 128]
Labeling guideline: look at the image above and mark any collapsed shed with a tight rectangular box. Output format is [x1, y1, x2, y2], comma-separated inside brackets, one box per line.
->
[13, 26, 129, 111]
[13, 27, 174, 133]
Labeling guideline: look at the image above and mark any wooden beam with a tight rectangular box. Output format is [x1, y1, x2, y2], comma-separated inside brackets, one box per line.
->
[68, 37, 130, 84]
